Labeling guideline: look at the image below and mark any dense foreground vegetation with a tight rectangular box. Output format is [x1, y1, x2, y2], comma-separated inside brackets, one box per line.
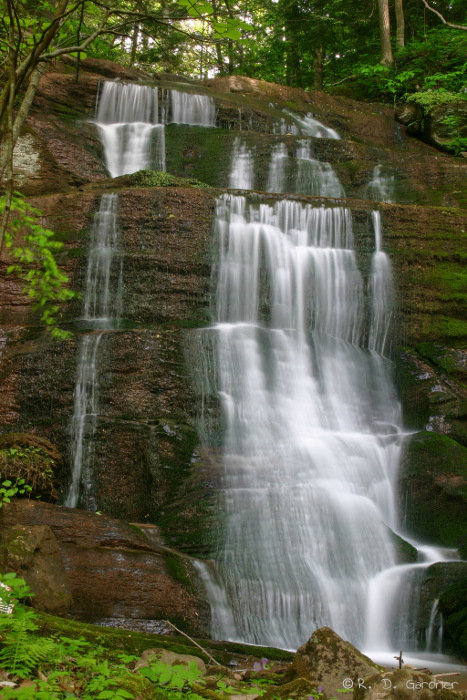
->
[0, 573, 294, 700]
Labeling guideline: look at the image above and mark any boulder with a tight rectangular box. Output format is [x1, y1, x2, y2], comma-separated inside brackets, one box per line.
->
[134, 648, 206, 675]
[0, 500, 209, 635]
[0, 524, 72, 614]
[284, 627, 381, 698]
[396, 98, 467, 155]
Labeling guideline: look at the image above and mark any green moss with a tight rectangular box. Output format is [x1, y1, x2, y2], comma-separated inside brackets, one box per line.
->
[165, 553, 196, 593]
[128, 523, 145, 538]
[406, 91, 465, 108]
[416, 341, 466, 381]
[33, 609, 294, 662]
[129, 170, 211, 189]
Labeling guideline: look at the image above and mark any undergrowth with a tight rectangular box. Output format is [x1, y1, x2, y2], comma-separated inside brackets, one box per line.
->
[0, 573, 290, 700]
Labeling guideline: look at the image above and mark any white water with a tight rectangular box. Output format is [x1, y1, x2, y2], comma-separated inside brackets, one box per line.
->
[366, 164, 395, 203]
[199, 194, 403, 649]
[364, 545, 459, 659]
[266, 141, 344, 197]
[96, 82, 217, 177]
[67, 82, 218, 507]
[169, 90, 216, 126]
[285, 110, 340, 139]
[66, 194, 122, 508]
[368, 211, 393, 356]
[229, 137, 255, 189]
[96, 82, 166, 177]
[273, 112, 339, 139]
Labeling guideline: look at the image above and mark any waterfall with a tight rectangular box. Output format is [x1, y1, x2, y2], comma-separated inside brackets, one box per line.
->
[169, 90, 216, 126]
[366, 165, 395, 203]
[200, 193, 402, 649]
[426, 599, 443, 652]
[364, 545, 456, 656]
[68, 81, 218, 508]
[294, 140, 345, 197]
[96, 82, 165, 177]
[229, 137, 255, 189]
[368, 211, 393, 355]
[267, 143, 288, 192]
[266, 141, 344, 197]
[285, 110, 340, 139]
[66, 194, 122, 508]
[96, 82, 217, 177]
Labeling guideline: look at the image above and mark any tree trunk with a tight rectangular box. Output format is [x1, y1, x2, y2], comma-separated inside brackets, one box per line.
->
[130, 24, 139, 66]
[377, 0, 393, 66]
[395, 0, 405, 48]
[314, 45, 323, 90]
[0, 65, 46, 184]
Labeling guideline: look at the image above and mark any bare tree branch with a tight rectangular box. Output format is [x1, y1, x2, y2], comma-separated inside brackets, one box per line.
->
[420, 0, 467, 31]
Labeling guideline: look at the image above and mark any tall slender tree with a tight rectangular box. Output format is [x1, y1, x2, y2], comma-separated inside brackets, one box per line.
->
[377, 0, 393, 66]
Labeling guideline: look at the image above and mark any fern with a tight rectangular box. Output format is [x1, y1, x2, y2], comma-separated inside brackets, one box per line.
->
[0, 632, 56, 678]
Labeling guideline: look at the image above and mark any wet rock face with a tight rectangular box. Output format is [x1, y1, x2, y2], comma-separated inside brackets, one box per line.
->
[285, 627, 380, 698]
[0, 500, 209, 635]
[0, 523, 72, 614]
[395, 347, 467, 443]
[399, 432, 467, 557]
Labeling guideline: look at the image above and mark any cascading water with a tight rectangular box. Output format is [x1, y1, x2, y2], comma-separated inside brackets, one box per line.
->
[197, 194, 403, 649]
[66, 194, 122, 508]
[169, 89, 216, 126]
[96, 81, 217, 177]
[229, 137, 255, 190]
[267, 141, 345, 197]
[68, 81, 219, 508]
[96, 82, 166, 177]
[368, 211, 393, 356]
[365, 164, 395, 203]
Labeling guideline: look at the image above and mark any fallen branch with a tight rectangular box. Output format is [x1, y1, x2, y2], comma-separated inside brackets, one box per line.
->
[327, 74, 359, 87]
[163, 620, 222, 667]
[420, 0, 467, 30]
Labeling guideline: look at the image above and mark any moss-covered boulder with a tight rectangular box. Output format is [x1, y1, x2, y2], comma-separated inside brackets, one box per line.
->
[399, 432, 467, 557]
[284, 627, 381, 698]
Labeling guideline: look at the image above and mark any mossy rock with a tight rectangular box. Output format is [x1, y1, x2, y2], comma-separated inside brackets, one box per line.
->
[390, 530, 418, 563]
[416, 342, 467, 382]
[33, 609, 294, 663]
[439, 578, 467, 657]
[110, 169, 212, 189]
[399, 432, 467, 556]
[261, 678, 319, 700]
